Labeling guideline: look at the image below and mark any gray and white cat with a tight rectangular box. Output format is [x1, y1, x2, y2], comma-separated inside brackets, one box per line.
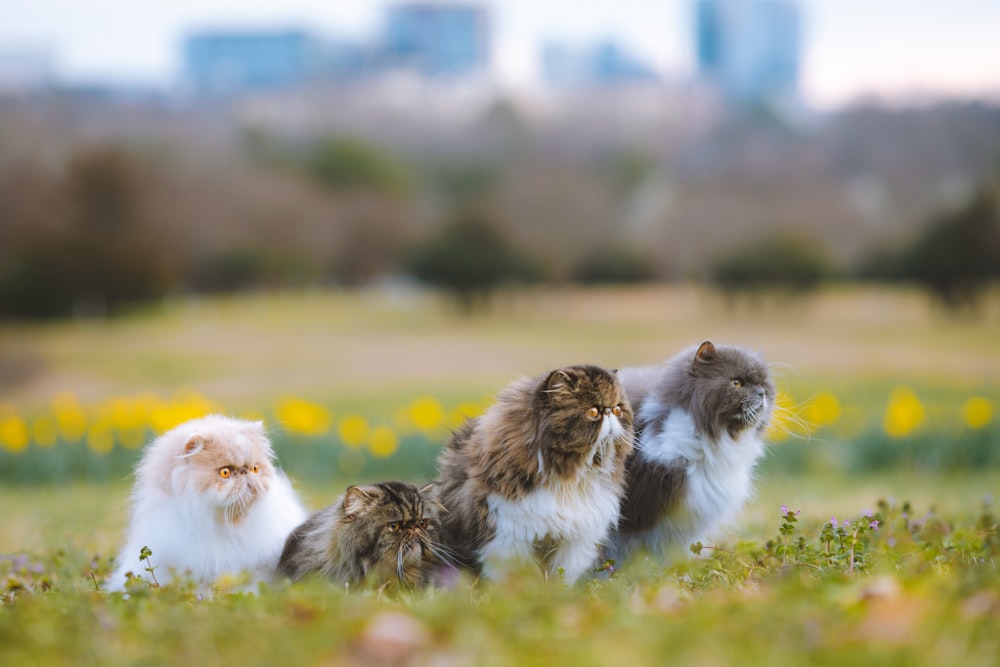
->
[608, 341, 775, 562]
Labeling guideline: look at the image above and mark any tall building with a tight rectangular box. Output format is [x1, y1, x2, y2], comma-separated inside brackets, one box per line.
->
[694, 0, 802, 104]
[542, 41, 659, 89]
[381, 2, 490, 78]
[183, 30, 328, 95]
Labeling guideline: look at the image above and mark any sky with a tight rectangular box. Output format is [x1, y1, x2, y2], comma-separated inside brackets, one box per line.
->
[0, 0, 998, 108]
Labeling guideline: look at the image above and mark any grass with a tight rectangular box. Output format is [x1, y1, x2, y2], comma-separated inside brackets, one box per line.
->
[2, 284, 999, 664]
[1, 471, 998, 666]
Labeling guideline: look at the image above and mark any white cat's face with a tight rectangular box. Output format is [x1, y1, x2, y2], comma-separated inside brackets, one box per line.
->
[169, 417, 276, 519]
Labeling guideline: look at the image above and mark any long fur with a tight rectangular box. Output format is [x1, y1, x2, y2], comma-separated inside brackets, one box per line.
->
[436, 365, 634, 583]
[108, 415, 306, 591]
[608, 341, 775, 562]
[277, 481, 447, 588]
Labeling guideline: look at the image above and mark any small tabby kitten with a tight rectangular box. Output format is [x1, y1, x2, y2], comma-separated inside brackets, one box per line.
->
[277, 481, 445, 588]
[436, 365, 634, 584]
[109, 415, 306, 591]
[609, 341, 775, 562]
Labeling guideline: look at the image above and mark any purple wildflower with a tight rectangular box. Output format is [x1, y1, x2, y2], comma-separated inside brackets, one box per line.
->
[869, 520, 880, 530]
[781, 505, 788, 514]
[844, 520, 851, 527]
[830, 517, 838, 528]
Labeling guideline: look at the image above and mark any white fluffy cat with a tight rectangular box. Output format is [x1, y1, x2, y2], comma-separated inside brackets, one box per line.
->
[108, 415, 306, 591]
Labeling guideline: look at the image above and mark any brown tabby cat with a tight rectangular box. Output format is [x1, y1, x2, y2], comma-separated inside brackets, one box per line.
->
[436, 365, 634, 583]
[277, 481, 447, 588]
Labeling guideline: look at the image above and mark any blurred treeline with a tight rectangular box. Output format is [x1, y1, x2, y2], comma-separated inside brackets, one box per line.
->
[1, 91, 999, 318]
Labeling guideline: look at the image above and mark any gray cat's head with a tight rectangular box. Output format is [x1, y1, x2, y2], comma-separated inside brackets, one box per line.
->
[680, 341, 775, 442]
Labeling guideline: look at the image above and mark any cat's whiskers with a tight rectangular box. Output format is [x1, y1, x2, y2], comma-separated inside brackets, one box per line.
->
[424, 539, 462, 569]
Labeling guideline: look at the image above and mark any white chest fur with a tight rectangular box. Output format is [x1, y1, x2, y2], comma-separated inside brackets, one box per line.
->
[483, 467, 622, 583]
[108, 473, 306, 591]
[627, 404, 766, 557]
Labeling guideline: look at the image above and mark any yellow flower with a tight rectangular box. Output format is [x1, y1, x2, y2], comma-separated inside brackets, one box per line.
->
[275, 396, 332, 438]
[151, 390, 219, 433]
[338, 415, 370, 448]
[0, 411, 30, 453]
[52, 392, 87, 442]
[448, 402, 483, 429]
[962, 396, 993, 430]
[31, 415, 59, 448]
[100, 395, 154, 449]
[86, 422, 115, 455]
[368, 425, 399, 458]
[883, 387, 926, 439]
[408, 397, 444, 433]
[802, 392, 842, 429]
[767, 391, 806, 441]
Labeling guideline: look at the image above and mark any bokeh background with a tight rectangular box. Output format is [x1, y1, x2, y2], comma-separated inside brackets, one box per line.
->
[0, 1, 998, 527]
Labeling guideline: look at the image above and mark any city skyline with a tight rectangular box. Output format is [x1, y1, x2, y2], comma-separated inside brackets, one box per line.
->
[0, 0, 998, 108]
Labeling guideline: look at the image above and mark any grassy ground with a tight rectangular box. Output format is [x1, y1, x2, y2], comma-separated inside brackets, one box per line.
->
[2, 285, 999, 665]
[1, 471, 998, 666]
[2, 471, 998, 557]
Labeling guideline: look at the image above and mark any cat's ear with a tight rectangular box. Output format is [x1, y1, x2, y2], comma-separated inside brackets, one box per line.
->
[545, 368, 579, 393]
[342, 486, 377, 516]
[695, 341, 717, 363]
[419, 482, 447, 513]
[181, 433, 206, 458]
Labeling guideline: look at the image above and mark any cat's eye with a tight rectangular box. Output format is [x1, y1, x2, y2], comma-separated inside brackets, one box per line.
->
[418, 519, 428, 529]
[218, 466, 232, 479]
[612, 405, 622, 417]
[387, 521, 401, 532]
[731, 379, 743, 388]
[250, 464, 260, 474]
[587, 407, 600, 419]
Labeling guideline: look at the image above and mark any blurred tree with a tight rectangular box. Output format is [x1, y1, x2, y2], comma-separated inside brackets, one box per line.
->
[305, 136, 412, 196]
[602, 149, 654, 199]
[571, 245, 658, 284]
[329, 195, 415, 286]
[406, 208, 537, 312]
[428, 159, 497, 207]
[899, 188, 1000, 310]
[193, 245, 322, 293]
[710, 232, 836, 300]
[0, 146, 174, 319]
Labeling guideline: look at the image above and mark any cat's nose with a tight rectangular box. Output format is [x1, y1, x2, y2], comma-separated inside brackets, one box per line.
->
[602, 407, 611, 416]
[753, 387, 766, 398]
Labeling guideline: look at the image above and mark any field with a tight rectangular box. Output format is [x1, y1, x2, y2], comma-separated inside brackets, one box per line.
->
[1, 285, 999, 665]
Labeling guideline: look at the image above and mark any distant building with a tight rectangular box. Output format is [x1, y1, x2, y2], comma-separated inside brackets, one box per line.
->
[542, 41, 659, 89]
[381, 2, 490, 78]
[694, 0, 802, 104]
[0, 47, 53, 94]
[183, 30, 330, 95]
